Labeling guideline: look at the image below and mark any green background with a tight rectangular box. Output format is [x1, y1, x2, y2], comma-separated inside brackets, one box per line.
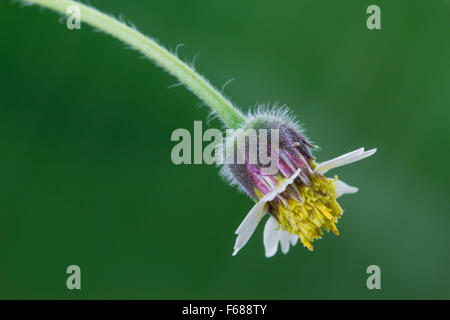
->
[0, 0, 449, 299]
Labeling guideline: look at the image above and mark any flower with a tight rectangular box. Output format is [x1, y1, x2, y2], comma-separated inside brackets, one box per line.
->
[220, 108, 376, 257]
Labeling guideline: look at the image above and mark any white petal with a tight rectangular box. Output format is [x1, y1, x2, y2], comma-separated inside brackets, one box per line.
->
[233, 201, 267, 256]
[334, 180, 358, 197]
[263, 216, 299, 257]
[289, 233, 299, 246]
[234, 169, 302, 256]
[235, 199, 267, 234]
[261, 168, 301, 202]
[263, 216, 280, 257]
[279, 230, 290, 254]
[315, 148, 376, 174]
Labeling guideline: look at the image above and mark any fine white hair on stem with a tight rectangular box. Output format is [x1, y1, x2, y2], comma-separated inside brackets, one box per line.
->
[174, 43, 185, 58]
[167, 82, 184, 89]
[221, 78, 235, 93]
[189, 52, 201, 72]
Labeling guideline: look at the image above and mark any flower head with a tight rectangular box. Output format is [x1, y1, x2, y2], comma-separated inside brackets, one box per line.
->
[220, 108, 376, 257]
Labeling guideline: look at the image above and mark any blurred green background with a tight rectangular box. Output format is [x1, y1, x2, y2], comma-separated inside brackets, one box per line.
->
[0, 0, 449, 299]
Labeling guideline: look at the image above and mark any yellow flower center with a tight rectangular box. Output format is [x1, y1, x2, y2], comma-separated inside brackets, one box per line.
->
[259, 173, 343, 251]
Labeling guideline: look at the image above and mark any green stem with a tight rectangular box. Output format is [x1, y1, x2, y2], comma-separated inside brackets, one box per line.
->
[24, 0, 246, 129]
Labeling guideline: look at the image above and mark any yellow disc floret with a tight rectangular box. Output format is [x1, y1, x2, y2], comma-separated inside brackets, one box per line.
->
[268, 174, 343, 251]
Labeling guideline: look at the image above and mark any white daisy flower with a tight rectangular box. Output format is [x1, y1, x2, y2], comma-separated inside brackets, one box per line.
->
[220, 109, 377, 257]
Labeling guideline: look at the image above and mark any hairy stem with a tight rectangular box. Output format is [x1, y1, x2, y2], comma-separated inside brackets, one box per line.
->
[24, 0, 246, 128]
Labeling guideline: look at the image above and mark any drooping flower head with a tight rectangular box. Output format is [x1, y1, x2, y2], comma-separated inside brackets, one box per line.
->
[220, 107, 376, 257]
[22, 1, 376, 260]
